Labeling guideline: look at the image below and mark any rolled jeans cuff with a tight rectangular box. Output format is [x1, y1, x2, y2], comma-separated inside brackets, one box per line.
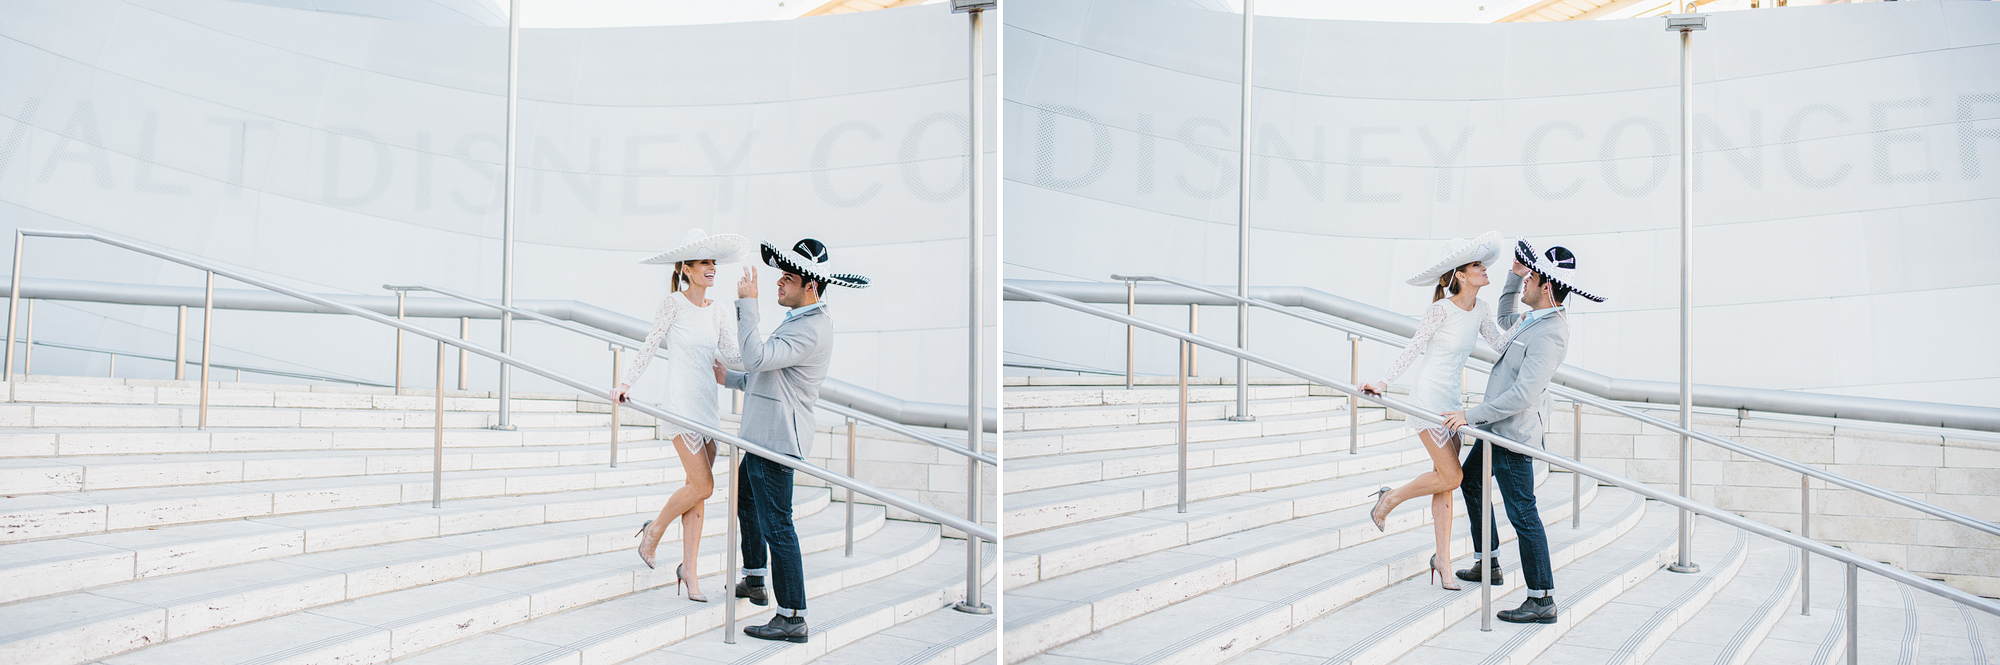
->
[742, 568, 768, 578]
[776, 607, 806, 618]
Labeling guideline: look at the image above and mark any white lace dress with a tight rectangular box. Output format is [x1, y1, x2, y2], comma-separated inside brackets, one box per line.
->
[1377, 298, 1508, 443]
[621, 291, 742, 454]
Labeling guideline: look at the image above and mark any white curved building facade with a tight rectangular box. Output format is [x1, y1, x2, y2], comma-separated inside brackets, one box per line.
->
[1004, 0, 2000, 408]
[0, 0, 995, 405]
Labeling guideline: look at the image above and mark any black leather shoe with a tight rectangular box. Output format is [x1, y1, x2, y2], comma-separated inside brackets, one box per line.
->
[744, 614, 808, 643]
[1455, 559, 1504, 585]
[1497, 596, 1558, 624]
[734, 581, 769, 606]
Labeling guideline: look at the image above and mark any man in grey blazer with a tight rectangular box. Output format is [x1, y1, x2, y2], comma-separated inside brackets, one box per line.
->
[1441, 240, 1604, 625]
[713, 238, 869, 643]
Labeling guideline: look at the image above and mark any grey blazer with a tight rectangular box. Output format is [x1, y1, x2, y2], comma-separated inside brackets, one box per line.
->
[1464, 272, 1569, 448]
[723, 300, 834, 459]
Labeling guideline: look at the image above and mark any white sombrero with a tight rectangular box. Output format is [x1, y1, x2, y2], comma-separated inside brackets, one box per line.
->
[639, 228, 752, 265]
[1404, 231, 1506, 286]
[1514, 239, 1606, 303]
[761, 239, 871, 289]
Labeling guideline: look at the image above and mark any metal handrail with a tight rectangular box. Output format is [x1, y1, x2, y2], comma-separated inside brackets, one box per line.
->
[1112, 273, 2000, 541]
[1009, 278, 2000, 432]
[7, 338, 388, 387]
[8, 229, 996, 645]
[384, 283, 996, 467]
[1007, 282, 2000, 649]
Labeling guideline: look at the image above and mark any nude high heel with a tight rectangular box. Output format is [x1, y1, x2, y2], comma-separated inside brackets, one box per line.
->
[678, 563, 709, 602]
[1368, 487, 1392, 532]
[634, 520, 656, 569]
[1431, 554, 1462, 591]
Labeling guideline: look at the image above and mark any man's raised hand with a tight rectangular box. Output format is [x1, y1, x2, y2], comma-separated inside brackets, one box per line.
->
[738, 266, 759, 299]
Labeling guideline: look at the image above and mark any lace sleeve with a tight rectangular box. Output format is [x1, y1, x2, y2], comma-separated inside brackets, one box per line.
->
[620, 294, 677, 387]
[1379, 301, 1448, 385]
[715, 302, 743, 370]
[1478, 300, 1509, 353]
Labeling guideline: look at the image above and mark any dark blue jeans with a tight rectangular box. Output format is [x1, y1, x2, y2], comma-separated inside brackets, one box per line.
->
[739, 452, 807, 615]
[1460, 438, 1555, 591]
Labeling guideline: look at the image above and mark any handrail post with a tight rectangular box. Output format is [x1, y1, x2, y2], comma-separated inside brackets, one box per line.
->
[395, 291, 406, 395]
[845, 416, 856, 557]
[106, 352, 114, 378]
[1178, 339, 1189, 513]
[200, 271, 213, 430]
[1669, 10, 1703, 577]
[958, 4, 991, 618]
[1846, 562, 1858, 665]
[608, 344, 619, 469]
[724, 443, 739, 643]
[1188, 303, 1199, 376]
[458, 317, 470, 391]
[1125, 279, 1135, 390]
[22, 299, 32, 375]
[1573, 401, 1582, 529]
[1802, 474, 1811, 615]
[434, 340, 445, 508]
[176, 305, 187, 380]
[1480, 434, 1493, 631]
[1349, 334, 1359, 455]
[6, 230, 22, 382]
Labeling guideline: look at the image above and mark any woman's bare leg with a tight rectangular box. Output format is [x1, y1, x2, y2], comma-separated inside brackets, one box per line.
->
[1430, 435, 1463, 567]
[678, 442, 719, 595]
[1379, 429, 1463, 513]
[640, 435, 716, 565]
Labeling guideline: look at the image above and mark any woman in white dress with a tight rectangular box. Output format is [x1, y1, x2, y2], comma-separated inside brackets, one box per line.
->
[1359, 232, 1509, 591]
[611, 229, 749, 602]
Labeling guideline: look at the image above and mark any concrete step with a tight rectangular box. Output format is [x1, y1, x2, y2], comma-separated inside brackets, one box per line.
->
[631, 540, 992, 665]
[1643, 535, 1801, 665]
[0, 401, 623, 429]
[0, 482, 826, 605]
[1004, 430, 1432, 537]
[1006, 407, 1393, 460]
[0, 456, 708, 544]
[1007, 394, 1350, 433]
[2, 378, 606, 413]
[1744, 549, 1999, 665]
[1003, 466, 1584, 664]
[1004, 419, 1408, 495]
[1016, 485, 1644, 665]
[1003, 383, 1317, 410]
[800, 582, 1001, 665]
[349, 522, 953, 665]
[1003, 454, 1550, 590]
[1460, 517, 1749, 665]
[0, 495, 876, 665]
[0, 432, 680, 494]
[0, 425, 666, 459]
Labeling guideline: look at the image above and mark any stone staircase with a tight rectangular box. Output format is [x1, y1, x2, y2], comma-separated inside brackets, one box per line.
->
[0, 375, 997, 665]
[1001, 376, 1999, 665]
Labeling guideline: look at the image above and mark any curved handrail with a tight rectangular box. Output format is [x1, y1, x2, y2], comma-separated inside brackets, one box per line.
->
[0, 275, 996, 433]
[8, 229, 995, 543]
[1109, 273, 2000, 540]
[384, 283, 996, 466]
[1006, 281, 2000, 619]
[1007, 278, 2000, 432]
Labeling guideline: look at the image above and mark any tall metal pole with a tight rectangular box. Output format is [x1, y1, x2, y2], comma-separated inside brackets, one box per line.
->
[5, 231, 22, 382]
[495, 0, 520, 431]
[956, 4, 991, 616]
[723, 442, 739, 643]
[1480, 437, 1493, 631]
[1846, 563, 1859, 665]
[1231, 0, 1255, 423]
[1668, 11, 1704, 575]
[201, 271, 213, 430]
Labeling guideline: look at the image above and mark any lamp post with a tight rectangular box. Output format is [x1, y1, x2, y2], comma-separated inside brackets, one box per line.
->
[1231, 0, 1255, 423]
[952, 0, 994, 617]
[1665, 8, 1706, 576]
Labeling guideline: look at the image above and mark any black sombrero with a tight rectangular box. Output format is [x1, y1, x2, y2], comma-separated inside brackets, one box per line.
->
[1514, 239, 1605, 303]
[760, 239, 871, 289]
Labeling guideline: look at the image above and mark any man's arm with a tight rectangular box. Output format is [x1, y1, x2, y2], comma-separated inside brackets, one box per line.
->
[1495, 271, 1525, 330]
[734, 299, 821, 372]
[1464, 327, 1566, 426]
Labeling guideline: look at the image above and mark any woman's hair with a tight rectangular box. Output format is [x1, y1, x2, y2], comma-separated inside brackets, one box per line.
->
[671, 261, 691, 293]
[1432, 262, 1477, 302]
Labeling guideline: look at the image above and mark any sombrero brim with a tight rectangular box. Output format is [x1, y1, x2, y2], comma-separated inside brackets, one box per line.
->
[1514, 239, 1606, 303]
[759, 241, 871, 289]
[1404, 231, 1506, 286]
[640, 233, 752, 265]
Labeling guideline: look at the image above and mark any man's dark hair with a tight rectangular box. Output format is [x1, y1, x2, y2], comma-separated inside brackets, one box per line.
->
[1549, 281, 1571, 305]
[787, 270, 826, 298]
